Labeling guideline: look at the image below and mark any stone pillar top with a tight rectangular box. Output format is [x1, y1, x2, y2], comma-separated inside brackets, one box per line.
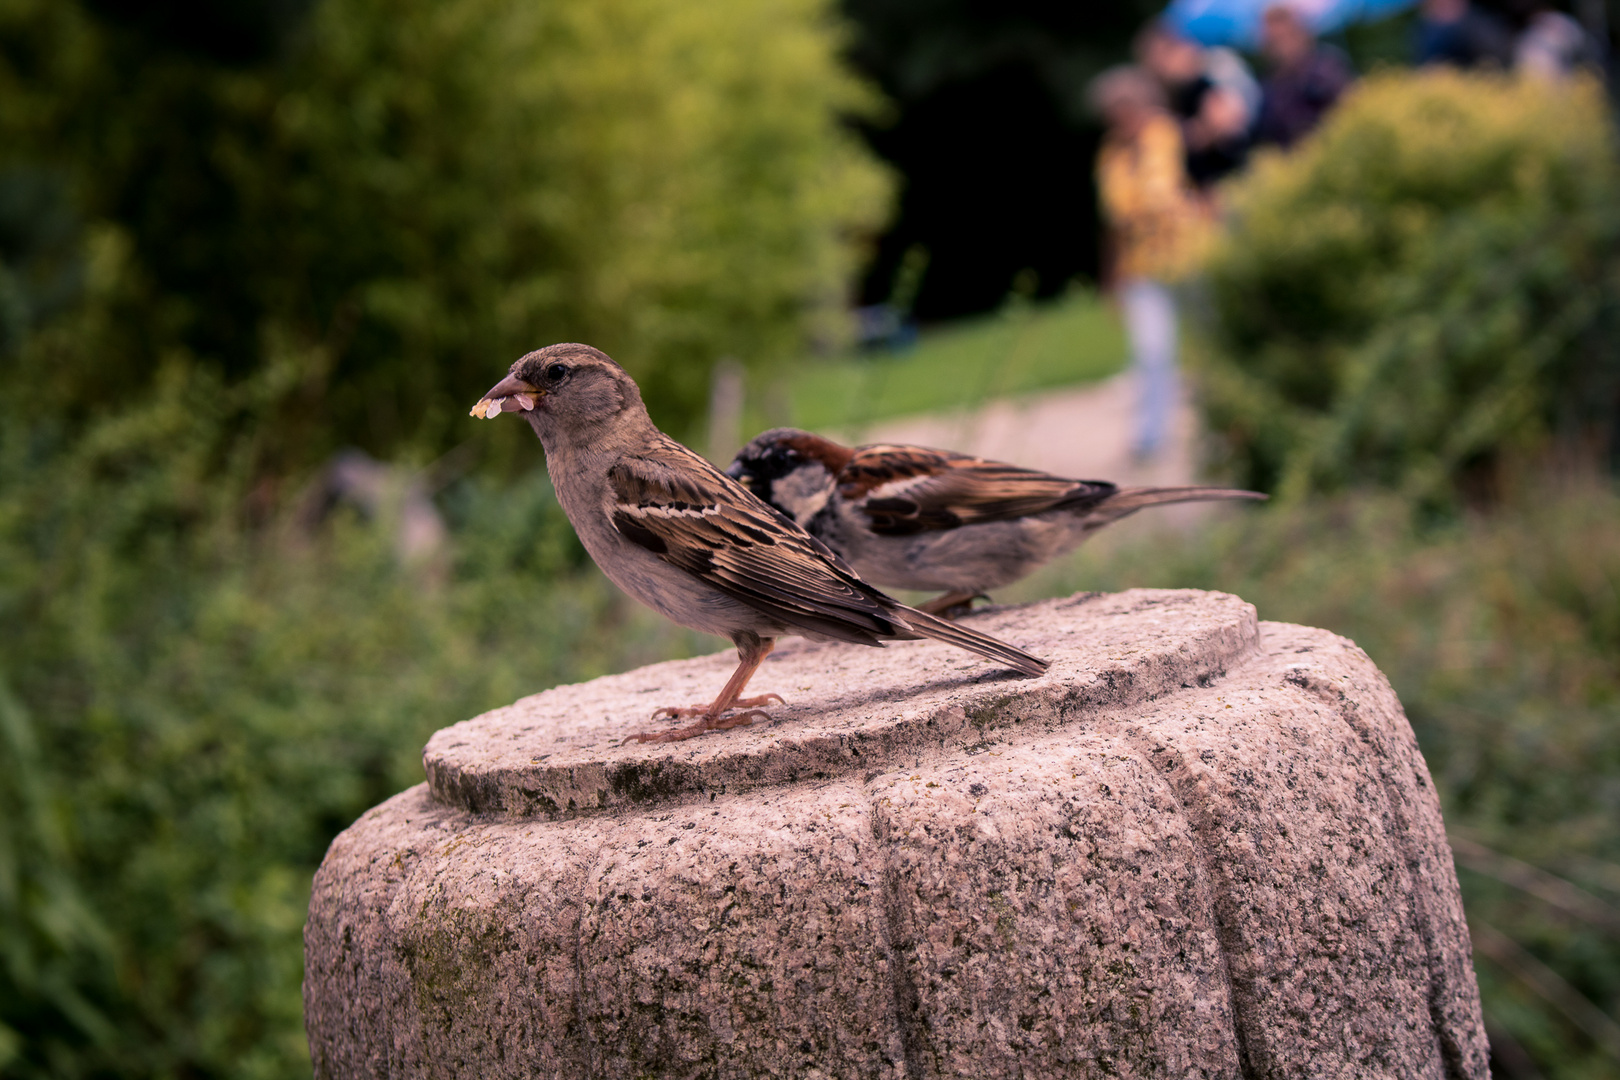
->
[309, 588, 1491, 1079]
[424, 588, 1258, 819]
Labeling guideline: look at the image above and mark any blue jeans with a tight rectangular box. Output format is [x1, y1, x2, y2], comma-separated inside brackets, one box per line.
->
[1120, 279, 1178, 458]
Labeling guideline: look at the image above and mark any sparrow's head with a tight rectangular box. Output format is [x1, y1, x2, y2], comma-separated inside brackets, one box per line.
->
[725, 428, 852, 528]
[471, 343, 644, 445]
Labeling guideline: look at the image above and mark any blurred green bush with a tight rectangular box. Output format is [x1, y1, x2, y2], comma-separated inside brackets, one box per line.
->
[0, 0, 891, 1070]
[0, 0, 890, 453]
[1200, 71, 1620, 503]
[0, 359, 719, 1077]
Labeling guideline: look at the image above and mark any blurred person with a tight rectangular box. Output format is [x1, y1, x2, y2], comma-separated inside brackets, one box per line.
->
[1415, 0, 1514, 68]
[1137, 19, 1260, 189]
[1511, 1, 1601, 79]
[1254, 4, 1355, 149]
[1089, 66, 1212, 461]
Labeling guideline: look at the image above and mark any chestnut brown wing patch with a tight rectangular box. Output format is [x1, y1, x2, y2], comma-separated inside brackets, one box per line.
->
[840, 446, 1118, 536]
[608, 450, 903, 645]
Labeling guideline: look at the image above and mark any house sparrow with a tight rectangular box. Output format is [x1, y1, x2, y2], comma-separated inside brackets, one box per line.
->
[727, 429, 1266, 615]
[471, 345, 1049, 743]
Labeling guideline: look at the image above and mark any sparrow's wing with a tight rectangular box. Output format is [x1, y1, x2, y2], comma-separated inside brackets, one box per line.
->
[837, 445, 1117, 536]
[608, 447, 904, 646]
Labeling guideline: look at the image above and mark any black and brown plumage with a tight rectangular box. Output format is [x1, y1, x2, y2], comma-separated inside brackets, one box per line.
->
[727, 429, 1267, 614]
[471, 345, 1048, 743]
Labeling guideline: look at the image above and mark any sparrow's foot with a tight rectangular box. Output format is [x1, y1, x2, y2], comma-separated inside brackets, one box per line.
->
[917, 590, 989, 617]
[648, 693, 785, 721]
[622, 708, 775, 744]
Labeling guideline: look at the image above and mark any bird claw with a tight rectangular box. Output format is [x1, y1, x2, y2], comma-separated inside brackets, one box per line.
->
[648, 704, 704, 721]
[731, 693, 787, 709]
[918, 591, 990, 617]
[648, 693, 784, 721]
[622, 709, 774, 744]
[626, 694, 786, 743]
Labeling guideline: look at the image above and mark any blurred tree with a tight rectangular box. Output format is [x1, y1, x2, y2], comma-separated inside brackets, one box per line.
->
[0, 0, 891, 1074]
[0, 347, 704, 1077]
[1199, 70, 1620, 504]
[0, 0, 890, 456]
[839, 0, 1161, 319]
[0, 167, 84, 356]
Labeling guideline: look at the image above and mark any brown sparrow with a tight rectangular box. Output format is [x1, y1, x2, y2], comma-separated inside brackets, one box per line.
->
[471, 345, 1048, 743]
[726, 428, 1266, 614]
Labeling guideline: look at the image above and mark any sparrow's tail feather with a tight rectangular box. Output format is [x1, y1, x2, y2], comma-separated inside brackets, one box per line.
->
[1085, 486, 1267, 523]
[897, 606, 1049, 677]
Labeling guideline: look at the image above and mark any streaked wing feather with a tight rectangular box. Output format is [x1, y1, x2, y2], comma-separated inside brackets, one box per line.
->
[608, 449, 901, 644]
[839, 445, 1117, 535]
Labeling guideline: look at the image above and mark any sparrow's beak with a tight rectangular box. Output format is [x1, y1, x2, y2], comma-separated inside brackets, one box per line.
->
[724, 461, 752, 487]
[470, 374, 541, 420]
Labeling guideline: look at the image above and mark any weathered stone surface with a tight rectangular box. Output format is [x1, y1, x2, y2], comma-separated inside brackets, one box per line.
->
[304, 589, 1488, 1079]
[420, 589, 1259, 819]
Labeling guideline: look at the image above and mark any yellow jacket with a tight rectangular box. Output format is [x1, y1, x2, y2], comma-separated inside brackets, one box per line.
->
[1097, 113, 1211, 282]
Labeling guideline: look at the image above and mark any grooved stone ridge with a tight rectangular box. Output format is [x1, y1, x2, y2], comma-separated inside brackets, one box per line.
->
[304, 588, 1489, 1079]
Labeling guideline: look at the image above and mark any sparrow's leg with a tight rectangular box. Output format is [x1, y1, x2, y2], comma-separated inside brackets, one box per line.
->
[625, 634, 783, 743]
[916, 590, 989, 617]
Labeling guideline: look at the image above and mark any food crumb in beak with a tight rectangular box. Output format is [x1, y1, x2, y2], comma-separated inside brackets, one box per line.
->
[470, 389, 536, 419]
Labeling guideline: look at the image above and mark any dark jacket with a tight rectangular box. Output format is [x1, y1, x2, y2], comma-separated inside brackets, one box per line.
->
[1255, 46, 1354, 150]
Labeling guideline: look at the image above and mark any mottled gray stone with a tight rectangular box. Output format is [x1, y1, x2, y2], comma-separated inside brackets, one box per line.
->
[304, 589, 1488, 1079]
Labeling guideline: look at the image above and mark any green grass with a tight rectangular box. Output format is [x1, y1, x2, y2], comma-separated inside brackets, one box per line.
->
[754, 290, 1126, 434]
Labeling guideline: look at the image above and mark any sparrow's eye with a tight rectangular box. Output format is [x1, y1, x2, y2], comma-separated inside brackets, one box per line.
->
[545, 364, 569, 384]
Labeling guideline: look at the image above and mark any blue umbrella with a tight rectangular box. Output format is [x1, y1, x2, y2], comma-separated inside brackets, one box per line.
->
[1164, 0, 1418, 49]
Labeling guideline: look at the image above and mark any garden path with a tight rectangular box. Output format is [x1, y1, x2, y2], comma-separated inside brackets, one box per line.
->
[843, 370, 1201, 490]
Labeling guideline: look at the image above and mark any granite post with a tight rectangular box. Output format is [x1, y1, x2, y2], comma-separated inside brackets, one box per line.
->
[304, 589, 1489, 1079]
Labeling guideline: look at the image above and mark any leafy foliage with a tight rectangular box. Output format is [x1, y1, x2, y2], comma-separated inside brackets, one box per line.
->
[0, 358, 714, 1077]
[0, 0, 890, 451]
[1199, 71, 1620, 503]
[0, 0, 888, 1068]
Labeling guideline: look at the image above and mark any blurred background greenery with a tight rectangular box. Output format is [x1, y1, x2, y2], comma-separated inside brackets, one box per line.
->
[1201, 70, 1620, 507]
[1, 0, 1618, 1078]
[748, 288, 1126, 435]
